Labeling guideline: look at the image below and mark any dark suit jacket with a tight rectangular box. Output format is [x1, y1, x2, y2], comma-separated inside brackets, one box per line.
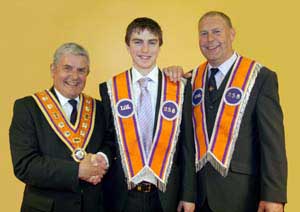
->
[99, 70, 196, 212]
[9, 89, 114, 212]
[197, 67, 287, 212]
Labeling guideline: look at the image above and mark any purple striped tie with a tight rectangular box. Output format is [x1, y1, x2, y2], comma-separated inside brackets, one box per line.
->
[137, 77, 153, 157]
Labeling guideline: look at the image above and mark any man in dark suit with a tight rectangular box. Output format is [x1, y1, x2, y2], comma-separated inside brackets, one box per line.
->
[99, 17, 196, 212]
[164, 11, 287, 212]
[9, 43, 114, 212]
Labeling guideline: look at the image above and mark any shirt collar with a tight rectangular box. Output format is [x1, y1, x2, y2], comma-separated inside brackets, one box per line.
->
[54, 88, 80, 106]
[132, 65, 159, 84]
[208, 52, 238, 76]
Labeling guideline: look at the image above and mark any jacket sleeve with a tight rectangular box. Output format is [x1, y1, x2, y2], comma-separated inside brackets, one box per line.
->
[180, 80, 196, 202]
[99, 82, 118, 163]
[9, 97, 79, 191]
[95, 99, 116, 167]
[256, 69, 287, 203]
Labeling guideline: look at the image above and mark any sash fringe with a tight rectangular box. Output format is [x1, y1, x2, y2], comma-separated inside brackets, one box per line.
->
[222, 63, 261, 176]
[107, 72, 185, 191]
[208, 62, 261, 177]
[195, 154, 208, 172]
[106, 80, 132, 182]
[154, 77, 185, 192]
[192, 56, 262, 177]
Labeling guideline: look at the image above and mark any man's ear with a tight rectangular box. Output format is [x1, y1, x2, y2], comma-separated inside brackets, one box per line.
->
[50, 63, 55, 77]
[126, 44, 130, 53]
[230, 27, 236, 42]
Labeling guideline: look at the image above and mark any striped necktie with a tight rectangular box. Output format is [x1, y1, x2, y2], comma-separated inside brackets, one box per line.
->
[137, 77, 153, 157]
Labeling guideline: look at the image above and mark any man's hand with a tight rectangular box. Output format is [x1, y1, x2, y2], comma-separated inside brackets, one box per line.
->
[257, 201, 284, 212]
[177, 201, 195, 212]
[163, 66, 192, 82]
[78, 153, 107, 185]
[88, 154, 108, 185]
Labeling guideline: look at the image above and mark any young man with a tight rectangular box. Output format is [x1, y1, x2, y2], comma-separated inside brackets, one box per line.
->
[100, 17, 195, 212]
[165, 11, 287, 212]
[9, 43, 113, 212]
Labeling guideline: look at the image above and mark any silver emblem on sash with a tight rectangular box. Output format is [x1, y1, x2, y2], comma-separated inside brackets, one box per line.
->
[72, 148, 86, 162]
[58, 122, 64, 128]
[65, 131, 71, 137]
[47, 104, 53, 109]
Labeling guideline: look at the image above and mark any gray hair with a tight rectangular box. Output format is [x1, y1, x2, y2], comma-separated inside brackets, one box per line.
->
[53, 42, 90, 66]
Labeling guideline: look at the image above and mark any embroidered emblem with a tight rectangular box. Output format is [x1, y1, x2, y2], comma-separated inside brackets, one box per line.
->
[192, 88, 203, 106]
[224, 87, 243, 106]
[161, 101, 178, 121]
[116, 99, 134, 118]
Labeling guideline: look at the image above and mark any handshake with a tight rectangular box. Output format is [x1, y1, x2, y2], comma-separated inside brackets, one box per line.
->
[78, 153, 108, 185]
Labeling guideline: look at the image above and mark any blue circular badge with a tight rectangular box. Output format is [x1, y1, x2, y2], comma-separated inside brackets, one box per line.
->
[224, 87, 243, 106]
[192, 88, 203, 106]
[161, 101, 179, 121]
[116, 99, 134, 118]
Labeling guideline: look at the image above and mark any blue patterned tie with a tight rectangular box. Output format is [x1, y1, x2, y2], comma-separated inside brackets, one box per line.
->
[208, 68, 219, 100]
[137, 77, 153, 157]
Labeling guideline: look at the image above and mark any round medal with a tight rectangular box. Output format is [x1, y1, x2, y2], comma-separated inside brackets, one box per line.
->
[72, 148, 86, 162]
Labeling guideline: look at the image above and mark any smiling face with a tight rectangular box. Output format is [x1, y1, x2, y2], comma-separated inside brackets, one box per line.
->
[198, 14, 235, 67]
[127, 28, 160, 75]
[51, 53, 89, 99]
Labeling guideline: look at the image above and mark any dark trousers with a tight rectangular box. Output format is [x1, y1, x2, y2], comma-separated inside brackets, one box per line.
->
[124, 189, 163, 212]
[196, 199, 213, 212]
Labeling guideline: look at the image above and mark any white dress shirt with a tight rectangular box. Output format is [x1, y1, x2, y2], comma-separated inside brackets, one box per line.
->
[131, 66, 159, 186]
[207, 52, 238, 89]
[131, 66, 158, 120]
[54, 88, 79, 121]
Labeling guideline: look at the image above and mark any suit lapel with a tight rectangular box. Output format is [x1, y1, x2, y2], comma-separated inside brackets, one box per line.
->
[153, 70, 162, 135]
[50, 87, 60, 104]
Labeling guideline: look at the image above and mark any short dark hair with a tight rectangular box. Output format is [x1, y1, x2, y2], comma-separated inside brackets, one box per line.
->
[125, 17, 163, 46]
[199, 11, 233, 28]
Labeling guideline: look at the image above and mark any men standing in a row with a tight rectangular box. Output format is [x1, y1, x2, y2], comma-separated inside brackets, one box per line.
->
[100, 17, 196, 212]
[165, 11, 287, 212]
[9, 43, 113, 212]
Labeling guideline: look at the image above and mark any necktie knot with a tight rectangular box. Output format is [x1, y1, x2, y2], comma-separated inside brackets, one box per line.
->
[210, 68, 219, 77]
[68, 99, 77, 108]
[138, 77, 151, 89]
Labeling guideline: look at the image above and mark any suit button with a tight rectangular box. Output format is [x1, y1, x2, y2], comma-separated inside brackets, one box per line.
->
[209, 105, 214, 110]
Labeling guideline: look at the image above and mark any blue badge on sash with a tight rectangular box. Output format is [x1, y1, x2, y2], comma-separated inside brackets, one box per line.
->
[161, 101, 178, 121]
[192, 88, 203, 106]
[116, 99, 134, 118]
[224, 87, 243, 105]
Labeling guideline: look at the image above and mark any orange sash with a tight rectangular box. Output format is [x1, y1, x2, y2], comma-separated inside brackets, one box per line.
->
[32, 90, 96, 162]
[106, 70, 185, 191]
[192, 56, 261, 176]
